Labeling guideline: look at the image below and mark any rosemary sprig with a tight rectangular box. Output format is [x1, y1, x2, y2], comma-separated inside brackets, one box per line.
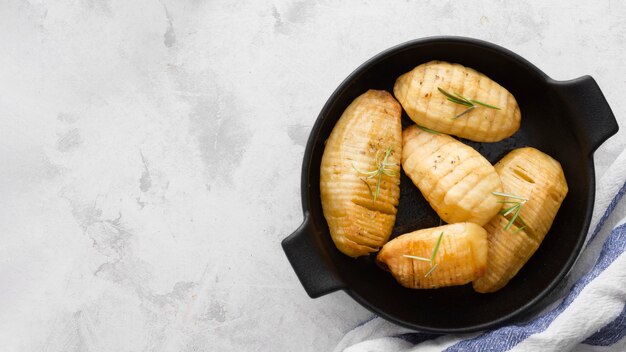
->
[417, 125, 441, 135]
[403, 231, 445, 277]
[437, 87, 501, 119]
[352, 146, 397, 201]
[492, 191, 528, 232]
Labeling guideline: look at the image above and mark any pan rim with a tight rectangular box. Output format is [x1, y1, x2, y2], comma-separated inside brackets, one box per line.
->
[298, 36, 595, 333]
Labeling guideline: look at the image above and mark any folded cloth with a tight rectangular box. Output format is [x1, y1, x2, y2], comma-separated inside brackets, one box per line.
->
[335, 149, 626, 352]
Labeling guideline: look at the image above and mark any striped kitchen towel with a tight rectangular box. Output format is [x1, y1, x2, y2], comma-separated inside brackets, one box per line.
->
[335, 149, 626, 352]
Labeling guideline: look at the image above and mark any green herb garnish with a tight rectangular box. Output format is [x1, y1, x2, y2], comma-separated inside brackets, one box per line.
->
[403, 231, 444, 277]
[437, 87, 501, 119]
[359, 178, 374, 200]
[352, 146, 397, 201]
[430, 231, 444, 263]
[492, 191, 528, 232]
[417, 125, 441, 135]
[402, 254, 431, 262]
[424, 263, 439, 277]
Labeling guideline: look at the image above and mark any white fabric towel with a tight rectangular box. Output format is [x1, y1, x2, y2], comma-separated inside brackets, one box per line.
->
[335, 149, 626, 352]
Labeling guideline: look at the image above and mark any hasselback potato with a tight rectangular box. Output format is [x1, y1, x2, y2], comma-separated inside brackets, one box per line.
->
[394, 61, 521, 142]
[320, 90, 402, 257]
[402, 125, 503, 226]
[377, 223, 488, 289]
[473, 147, 568, 292]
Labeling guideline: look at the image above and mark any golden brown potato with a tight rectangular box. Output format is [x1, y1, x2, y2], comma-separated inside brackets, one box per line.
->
[473, 147, 568, 293]
[394, 61, 521, 142]
[402, 125, 503, 226]
[472, 216, 539, 292]
[320, 90, 402, 258]
[377, 223, 488, 289]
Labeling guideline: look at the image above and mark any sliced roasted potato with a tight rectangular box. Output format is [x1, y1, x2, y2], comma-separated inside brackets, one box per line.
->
[394, 61, 521, 142]
[320, 90, 402, 258]
[472, 216, 539, 293]
[402, 125, 503, 226]
[473, 147, 568, 293]
[377, 223, 488, 289]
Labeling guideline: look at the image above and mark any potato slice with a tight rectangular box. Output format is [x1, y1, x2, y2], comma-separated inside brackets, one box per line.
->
[394, 61, 521, 142]
[402, 125, 503, 226]
[320, 90, 402, 258]
[377, 223, 488, 289]
[473, 147, 568, 293]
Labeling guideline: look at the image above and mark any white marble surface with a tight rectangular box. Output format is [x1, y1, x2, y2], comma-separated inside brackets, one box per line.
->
[1, 1, 624, 351]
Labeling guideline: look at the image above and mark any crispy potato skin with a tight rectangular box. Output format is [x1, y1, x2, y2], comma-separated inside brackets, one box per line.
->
[473, 147, 568, 293]
[320, 90, 402, 258]
[377, 223, 488, 289]
[394, 61, 521, 142]
[402, 125, 503, 226]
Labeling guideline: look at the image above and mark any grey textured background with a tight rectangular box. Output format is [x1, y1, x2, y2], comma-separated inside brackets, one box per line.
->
[1, 1, 624, 351]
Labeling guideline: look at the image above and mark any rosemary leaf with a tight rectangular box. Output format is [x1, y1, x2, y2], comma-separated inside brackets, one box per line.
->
[453, 92, 475, 105]
[505, 205, 523, 231]
[374, 171, 383, 201]
[403, 254, 431, 262]
[492, 191, 527, 201]
[430, 231, 444, 263]
[501, 204, 520, 217]
[511, 226, 526, 234]
[360, 178, 374, 200]
[446, 97, 474, 107]
[453, 105, 476, 119]
[438, 87, 467, 104]
[424, 263, 439, 277]
[352, 164, 377, 176]
[417, 125, 442, 135]
[437, 86, 458, 99]
[470, 99, 501, 110]
[516, 215, 528, 227]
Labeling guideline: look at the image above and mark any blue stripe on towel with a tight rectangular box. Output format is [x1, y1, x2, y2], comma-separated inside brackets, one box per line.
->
[444, 223, 626, 352]
[583, 304, 626, 346]
[354, 315, 376, 328]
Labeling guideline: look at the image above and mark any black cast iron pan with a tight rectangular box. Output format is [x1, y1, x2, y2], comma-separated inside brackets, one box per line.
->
[281, 37, 618, 333]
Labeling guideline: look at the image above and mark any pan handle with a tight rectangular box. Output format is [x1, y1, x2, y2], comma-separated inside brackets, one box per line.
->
[282, 213, 345, 298]
[551, 76, 619, 155]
